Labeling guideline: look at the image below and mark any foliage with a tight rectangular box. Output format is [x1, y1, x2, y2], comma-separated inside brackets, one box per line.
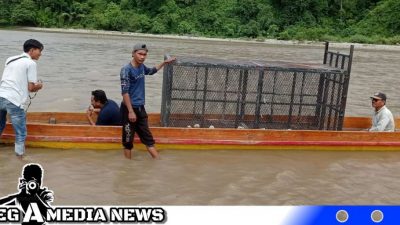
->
[0, 0, 11, 25]
[10, 0, 38, 26]
[1, 0, 399, 44]
[354, 0, 400, 36]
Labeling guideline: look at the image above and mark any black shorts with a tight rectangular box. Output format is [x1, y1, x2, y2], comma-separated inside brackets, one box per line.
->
[120, 103, 155, 149]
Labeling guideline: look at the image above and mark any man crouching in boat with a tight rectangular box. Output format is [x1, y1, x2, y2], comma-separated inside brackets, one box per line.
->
[369, 92, 395, 132]
[87, 89, 121, 126]
[119, 43, 176, 159]
[0, 39, 44, 158]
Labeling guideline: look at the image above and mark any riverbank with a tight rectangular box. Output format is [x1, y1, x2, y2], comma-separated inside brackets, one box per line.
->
[16, 27, 400, 51]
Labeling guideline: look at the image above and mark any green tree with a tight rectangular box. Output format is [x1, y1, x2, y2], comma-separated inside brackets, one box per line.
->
[153, 0, 181, 32]
[0, 0, 12, 25]
[124, 12, 152, 32]
[355, 0, 400, 36]
[36, 7, 57, 27]
[177, 21, 195, 34]
[104, 2, 126, 30]
[272, 0, 328, 27]
[135, 0, 166, 16]
[10, 0, 38, 26]
[1, 0, 399, 45]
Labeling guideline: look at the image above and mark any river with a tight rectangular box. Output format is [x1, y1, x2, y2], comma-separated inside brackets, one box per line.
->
[1, 28, 400, 205]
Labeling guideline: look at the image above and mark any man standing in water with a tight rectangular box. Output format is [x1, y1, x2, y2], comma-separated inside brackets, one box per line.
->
[0, 39, 44, 158]
[369, 92, 395, 132]
[120, 43, 175, 159]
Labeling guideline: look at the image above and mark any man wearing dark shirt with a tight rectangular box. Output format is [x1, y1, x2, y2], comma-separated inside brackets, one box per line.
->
[120, 43, 176, 159]
[87, 89, 121, 126]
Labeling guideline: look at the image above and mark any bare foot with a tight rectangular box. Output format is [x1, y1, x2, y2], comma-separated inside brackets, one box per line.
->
[124, 149, 132, 159]
[147, 146, 160, 159]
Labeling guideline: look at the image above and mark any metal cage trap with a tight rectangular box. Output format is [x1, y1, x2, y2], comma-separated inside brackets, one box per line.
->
[161, 42, 354, 130]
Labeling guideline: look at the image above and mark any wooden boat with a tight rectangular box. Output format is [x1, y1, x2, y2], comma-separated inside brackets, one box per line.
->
[1, 112, 400, 151]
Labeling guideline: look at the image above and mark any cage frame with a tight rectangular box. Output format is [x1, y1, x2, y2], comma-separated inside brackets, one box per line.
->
[161, 42, 354, 130]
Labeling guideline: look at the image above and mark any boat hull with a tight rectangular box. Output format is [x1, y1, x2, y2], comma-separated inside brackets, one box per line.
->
[1, 112, 400, 151]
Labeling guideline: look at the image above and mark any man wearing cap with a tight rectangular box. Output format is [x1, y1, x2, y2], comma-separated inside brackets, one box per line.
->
[120, 43, 176, 159]
[369, 92, 395, 132]
[0, 39, 44, 158]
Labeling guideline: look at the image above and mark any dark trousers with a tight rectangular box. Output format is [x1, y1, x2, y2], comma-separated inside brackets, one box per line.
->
[120, 103, 155, 150]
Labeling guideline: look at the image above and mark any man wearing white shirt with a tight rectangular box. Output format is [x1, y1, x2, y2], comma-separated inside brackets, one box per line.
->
[369, 92, 395, 132]
[0, 39, 44, 158]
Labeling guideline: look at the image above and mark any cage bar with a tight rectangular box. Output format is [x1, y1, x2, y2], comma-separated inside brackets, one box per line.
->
[161, 42, 354, 130]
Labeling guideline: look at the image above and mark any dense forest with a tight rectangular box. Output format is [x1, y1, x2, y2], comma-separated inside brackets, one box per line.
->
[1, 0, 399, 44]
